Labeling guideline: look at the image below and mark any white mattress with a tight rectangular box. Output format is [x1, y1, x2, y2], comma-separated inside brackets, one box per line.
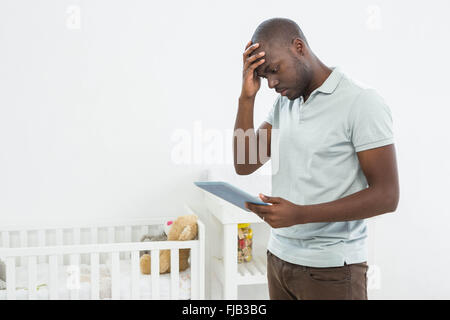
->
[0, 260, 191, 300]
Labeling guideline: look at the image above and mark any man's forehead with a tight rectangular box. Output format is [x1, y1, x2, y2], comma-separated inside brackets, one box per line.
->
[255, 59, 272, 76]
[250, 44, 283, 75]
[254, 53, 280, 76]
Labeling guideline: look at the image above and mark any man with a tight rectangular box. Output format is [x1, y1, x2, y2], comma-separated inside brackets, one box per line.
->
[233, 18, 399, 300]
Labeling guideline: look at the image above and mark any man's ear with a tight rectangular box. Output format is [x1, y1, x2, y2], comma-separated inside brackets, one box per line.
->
[291, 38, 306, 56]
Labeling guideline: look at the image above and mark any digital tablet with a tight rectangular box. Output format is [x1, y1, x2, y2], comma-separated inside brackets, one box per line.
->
[194, 181, 269, 212]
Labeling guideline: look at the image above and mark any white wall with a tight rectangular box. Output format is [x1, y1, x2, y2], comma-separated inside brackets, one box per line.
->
[1, 0, 449, 299]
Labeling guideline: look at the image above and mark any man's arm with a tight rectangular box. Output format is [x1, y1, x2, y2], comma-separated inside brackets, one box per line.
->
[300, 144, 399, 223]
[233, 100, 272, 175]
[233, 41, 271, 175]
[245, 144, 399, 228]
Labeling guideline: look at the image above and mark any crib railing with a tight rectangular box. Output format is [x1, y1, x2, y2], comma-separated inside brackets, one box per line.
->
[0, 212, 205, 300]
[0, 240, 200, 300]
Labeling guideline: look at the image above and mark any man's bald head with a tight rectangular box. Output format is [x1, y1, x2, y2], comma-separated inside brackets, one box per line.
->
[251, 18, 308, 50]
[247, 18, 316, 101]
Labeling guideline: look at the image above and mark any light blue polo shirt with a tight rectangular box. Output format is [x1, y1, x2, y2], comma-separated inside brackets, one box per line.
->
[265, 67, 394, 267]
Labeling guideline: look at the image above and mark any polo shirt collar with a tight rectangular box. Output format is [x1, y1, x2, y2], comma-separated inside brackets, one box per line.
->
[315, 66, 343, 94]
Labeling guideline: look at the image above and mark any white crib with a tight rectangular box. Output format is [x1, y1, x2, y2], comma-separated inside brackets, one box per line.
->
[0, 206, 205, 300]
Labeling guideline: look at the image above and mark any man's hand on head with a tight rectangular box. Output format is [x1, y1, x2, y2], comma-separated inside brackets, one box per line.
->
[241, 41, 266, 100]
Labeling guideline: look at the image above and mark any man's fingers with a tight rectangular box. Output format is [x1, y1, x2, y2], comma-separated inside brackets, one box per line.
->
[245, 40, 252, 50]
[244, 43, 259, 55]
[247, 57, 265, 74]
[242, 42, 265, 82]
[245, 202, 273, 225]
[244, 51, 265, 68]
[243, 57, 265, 80]
[245, 202, 271, 214]
[259, 194, 281, 204]
[242, 43, 259, 63]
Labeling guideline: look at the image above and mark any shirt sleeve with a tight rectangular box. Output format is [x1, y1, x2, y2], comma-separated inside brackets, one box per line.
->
[350, 88, 394, 152]
[265, 95, 281, 125]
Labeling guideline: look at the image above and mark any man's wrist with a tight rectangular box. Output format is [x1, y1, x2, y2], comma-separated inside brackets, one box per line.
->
[239, 94, 256, 104]
[295, 204, 312, 224]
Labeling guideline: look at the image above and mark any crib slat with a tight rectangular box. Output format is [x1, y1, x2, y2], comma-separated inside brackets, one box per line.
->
[190, 246, 199, 299]
[73, 228, 81, 264]
[73, 228, 81, 244]
[28, 256, 37, 300]
[123, 226, 132, 260]
[151, 249, 160, 299]
[131, 251, 140, 299]
[2, 231, 9, 248]
[70, 253, 80, 267]
[90, 253, 100, 300]
[69, 254, 80, 300]
[111, 252, 120, 299]
[6, 257, 16, 300]
[20, 230, 27, 245]
[108, 227, 115, 244]
[49, 255, 58, 299]
[141, 225, 148, 237]
[170, 249, 179, 300]
[38, 229, 46, 264]
[38, 229, 45, 246]
[90, 227, 98, 244]
[125, 226, 132, 242]
[20, 230, 27, 266]
[56, 229, 63, 265]
[56, 229, 63, 245]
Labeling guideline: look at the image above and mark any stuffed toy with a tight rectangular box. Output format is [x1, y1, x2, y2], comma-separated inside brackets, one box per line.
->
[139, 233, 168, 256]
[139, 214, 198, 274]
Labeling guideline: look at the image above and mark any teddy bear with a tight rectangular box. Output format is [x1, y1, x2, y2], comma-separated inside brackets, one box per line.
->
[139, 214, 198, 274]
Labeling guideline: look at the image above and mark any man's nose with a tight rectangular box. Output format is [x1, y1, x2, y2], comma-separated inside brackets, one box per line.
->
[267, 78, 279, 89]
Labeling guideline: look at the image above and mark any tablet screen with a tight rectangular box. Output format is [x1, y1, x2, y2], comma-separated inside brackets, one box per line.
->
[194, 181, 269, 212]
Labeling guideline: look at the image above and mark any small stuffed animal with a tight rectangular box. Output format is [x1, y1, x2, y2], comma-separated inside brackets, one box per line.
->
[140, 214, 198, 274]
[139, 233, 168, 256]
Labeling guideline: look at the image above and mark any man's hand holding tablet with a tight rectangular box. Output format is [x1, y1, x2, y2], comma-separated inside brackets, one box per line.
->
[194, 181, 308, 228]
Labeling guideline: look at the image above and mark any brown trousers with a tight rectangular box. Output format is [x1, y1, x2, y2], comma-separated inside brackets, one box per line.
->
[267, 250, 368, 300]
